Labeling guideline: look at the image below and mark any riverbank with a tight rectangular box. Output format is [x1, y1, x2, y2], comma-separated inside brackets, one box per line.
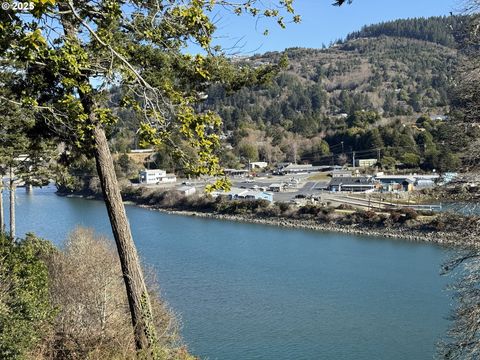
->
[140, 205, 478, 247]
[58, 186, 480, 248]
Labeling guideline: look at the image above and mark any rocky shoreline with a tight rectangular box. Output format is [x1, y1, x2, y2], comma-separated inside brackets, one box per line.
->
[137, 205, 468, 248]
[58, 190, 477, 248]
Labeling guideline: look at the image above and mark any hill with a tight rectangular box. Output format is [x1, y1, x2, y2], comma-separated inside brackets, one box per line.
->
[346, 15, 467, 47]
[110, 15, 477, 173]
[195, 16, 475, 171]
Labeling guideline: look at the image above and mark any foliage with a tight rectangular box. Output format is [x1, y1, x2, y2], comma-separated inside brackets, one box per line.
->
[0, 233, 56, 359]
[0, 100, 54, 185]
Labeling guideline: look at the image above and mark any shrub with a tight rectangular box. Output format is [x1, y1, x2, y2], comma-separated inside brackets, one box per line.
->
[298, 204, 322, 217]
[389, 208, 419, 224]
[276, 202, 292, 215]
[0, 233, 56, 359]
[41, 227, 188, 360]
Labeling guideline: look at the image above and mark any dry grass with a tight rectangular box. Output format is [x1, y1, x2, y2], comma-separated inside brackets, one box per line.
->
[307, 172, 331, 181]
[34, 227, 192, 360]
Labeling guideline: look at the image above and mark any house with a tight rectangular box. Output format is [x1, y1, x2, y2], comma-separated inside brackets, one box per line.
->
[327, 176, 375, 192]
[356, 159, 377, 168]
[176, 186, 196, 197]
[139, 169, 177, 184]
[249, 161, 268, 170]
[375, 175, 416, 192]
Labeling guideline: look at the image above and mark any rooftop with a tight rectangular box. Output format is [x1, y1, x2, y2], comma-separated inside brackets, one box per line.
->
[328, 176, 373, 186]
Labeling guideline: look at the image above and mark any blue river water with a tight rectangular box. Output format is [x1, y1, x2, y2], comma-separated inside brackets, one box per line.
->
[10, 185, 453, 360]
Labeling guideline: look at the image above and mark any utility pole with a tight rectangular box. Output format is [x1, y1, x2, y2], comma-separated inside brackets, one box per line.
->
[9, 166, 15, 241]
[293, 142, 297, 164]
[352, 151, 356, 169]
[0, 181, 4, 234]
[377, 148, 381, 162]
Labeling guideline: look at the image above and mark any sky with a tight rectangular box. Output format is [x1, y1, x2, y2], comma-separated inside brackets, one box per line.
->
[203, 0, 464, 55]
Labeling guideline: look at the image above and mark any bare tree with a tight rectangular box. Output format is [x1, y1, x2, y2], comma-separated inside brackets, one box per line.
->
[440, 250, 480, 360]
[439, 6, 480, 358]
[41, 227, 184, 360]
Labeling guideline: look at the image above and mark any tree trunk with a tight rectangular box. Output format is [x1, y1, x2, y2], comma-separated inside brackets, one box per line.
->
[0, 182, 4, 234]
[92, 122, 158, 356]
[9, 175, 15, 242]
[57, 4, 158, 354]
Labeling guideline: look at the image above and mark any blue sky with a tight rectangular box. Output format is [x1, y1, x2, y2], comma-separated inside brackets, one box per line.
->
[205, 0, 462, 54]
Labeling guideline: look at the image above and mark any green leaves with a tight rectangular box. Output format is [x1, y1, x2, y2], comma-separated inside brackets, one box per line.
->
[1, 0, 301, 187]
[0, 234, 56, 358]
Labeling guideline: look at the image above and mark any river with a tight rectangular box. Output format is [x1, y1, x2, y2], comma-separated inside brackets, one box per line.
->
[11, 185, 452, 360]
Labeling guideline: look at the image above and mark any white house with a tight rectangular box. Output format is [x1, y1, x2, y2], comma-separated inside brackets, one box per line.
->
[139, 169, 177, 184]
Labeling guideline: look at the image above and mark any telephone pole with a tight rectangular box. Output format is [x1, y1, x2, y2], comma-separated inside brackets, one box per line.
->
[0, 182, 4, 234]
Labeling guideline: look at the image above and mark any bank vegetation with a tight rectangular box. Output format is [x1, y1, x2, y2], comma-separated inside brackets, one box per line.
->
[0, 228, 194, 360]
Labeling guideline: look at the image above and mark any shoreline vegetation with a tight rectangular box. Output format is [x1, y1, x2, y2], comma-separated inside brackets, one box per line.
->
[0, 228, 194, 360]
[58, 186, 480, 248]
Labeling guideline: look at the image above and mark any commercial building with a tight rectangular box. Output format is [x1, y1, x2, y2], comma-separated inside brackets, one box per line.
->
[356, 159, 378, 168]
[327, 176, 375, 192]
[331, 169, 352, 178]
[139, 169, 177, 184]
[375, 175, 416, 192]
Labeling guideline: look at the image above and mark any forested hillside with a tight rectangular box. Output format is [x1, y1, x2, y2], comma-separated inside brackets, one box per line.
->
[346, 16, 467, 47]
[197, 16, 475, 171]
[111, 15, 477, 173]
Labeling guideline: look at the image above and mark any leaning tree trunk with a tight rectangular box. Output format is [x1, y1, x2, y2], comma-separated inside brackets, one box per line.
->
[9, 168, 15, 241]
[92, 121, 159, 356]
[56, 4, 158, 354]
[0, 181, 4, 234]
